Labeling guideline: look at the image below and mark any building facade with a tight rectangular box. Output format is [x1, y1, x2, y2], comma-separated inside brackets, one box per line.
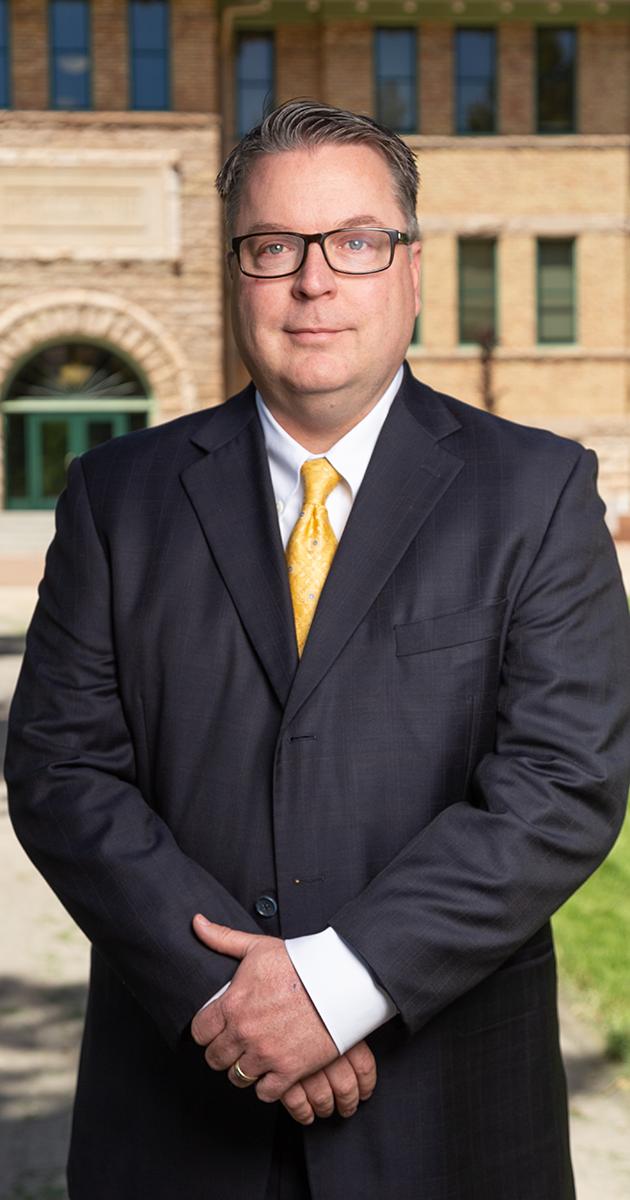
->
[0, 0, 628, 529]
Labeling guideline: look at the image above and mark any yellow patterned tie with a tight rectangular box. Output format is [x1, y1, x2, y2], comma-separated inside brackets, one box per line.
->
[286, 457, 342, 655]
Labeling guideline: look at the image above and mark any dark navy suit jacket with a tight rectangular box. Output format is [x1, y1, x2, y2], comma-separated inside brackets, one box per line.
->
[6, 364, 630, 1199]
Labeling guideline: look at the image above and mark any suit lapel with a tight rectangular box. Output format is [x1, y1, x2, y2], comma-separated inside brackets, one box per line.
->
[283, 370, 464, 727]
[180, 386, 298, 709]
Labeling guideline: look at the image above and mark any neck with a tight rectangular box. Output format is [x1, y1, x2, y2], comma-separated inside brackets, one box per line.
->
[257, 378, 396, 453]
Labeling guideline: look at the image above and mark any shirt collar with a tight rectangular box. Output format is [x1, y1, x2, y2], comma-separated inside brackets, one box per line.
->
[255, 365, 404, 504]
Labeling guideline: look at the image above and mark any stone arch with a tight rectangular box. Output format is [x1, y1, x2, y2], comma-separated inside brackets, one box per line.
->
[0, 290, 197, 417]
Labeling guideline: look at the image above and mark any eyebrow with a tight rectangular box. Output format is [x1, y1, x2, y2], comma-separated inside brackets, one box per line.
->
[241, 215, 389, 236]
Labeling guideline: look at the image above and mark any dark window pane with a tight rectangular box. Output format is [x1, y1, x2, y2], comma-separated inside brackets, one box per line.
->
[238, 34, 273, 78]
[51, 1, 90, 109]
[375, 29, 415, 75]
[456, 29, 496, 134]
[375, 29, 416, 132]
[0, 57, 8, 109]
[6, 415, 27, 500]
[53, 56, 90, 108]
[457, 81, 494, 133]
[41, 420, 70, 497]
[457, 29, 494, 75]
[132, 52, 168, 108]
[377, 80, 415, 133]
[236, 34, 274, 135]
[51, 1, 89, 48]
[538, 239, 574, 343]
[130, 413, 148, 432]
[459, 240, 496, 343]
[537, 28, 576, 133]
[130, 1, 168, 52]
[87, 420, 115, 449]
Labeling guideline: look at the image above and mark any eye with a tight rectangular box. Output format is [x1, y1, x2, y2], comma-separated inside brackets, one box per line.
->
[344, 237, 368, 252]
[259, 241, 290, 257]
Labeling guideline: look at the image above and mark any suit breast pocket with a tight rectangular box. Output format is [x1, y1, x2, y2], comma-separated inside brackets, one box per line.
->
[394, 598, 507, 696]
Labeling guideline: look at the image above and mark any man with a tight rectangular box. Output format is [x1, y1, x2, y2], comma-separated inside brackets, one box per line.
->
[6, 100, 630, 1200]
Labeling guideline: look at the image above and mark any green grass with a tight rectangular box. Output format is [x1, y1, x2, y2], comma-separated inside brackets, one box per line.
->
[553, 808, 630, 1065]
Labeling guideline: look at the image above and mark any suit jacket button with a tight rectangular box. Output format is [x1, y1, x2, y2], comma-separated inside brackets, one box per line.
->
[254, 894, 278, 918]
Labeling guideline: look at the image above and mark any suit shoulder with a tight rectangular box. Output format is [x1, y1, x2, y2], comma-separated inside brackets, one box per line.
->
[413, 377, 586, 469]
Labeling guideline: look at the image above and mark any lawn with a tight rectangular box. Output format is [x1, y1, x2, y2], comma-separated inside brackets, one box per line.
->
[553, 806, 630, 1065]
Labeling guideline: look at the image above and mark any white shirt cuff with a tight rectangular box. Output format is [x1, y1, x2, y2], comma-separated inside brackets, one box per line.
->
[285, 926, 398, 1055]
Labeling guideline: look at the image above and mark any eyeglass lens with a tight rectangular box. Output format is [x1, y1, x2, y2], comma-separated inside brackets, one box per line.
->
[238, 229, 394, 276]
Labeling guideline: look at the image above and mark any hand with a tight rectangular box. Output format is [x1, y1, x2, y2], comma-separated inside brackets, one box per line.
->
[280, 1040, 377, 1125]
[190, 915, 339, 1103]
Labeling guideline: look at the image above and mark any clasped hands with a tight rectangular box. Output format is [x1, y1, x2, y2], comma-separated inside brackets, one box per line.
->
[190, 914, 376, 1125]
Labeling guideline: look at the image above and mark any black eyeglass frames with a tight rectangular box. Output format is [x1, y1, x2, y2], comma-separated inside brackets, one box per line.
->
[231, 227, 412, 279]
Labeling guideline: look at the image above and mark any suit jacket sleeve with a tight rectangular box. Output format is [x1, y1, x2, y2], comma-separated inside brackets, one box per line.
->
[4, 456, 262, 1049]
[331, 447, 630, 1034]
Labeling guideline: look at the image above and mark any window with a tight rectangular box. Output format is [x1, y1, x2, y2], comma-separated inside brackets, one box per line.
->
[458, 239, 496, 345]
[455, 28, 496, 134]
[236, 32, 274, 137]
[537, 239, 575, 343]
[537, 28, 576, 134]
[0, 0, 10, 107]
[50, 0, 91, 109]
[375, 29, 417, 133]
[129, 1, 169, 110]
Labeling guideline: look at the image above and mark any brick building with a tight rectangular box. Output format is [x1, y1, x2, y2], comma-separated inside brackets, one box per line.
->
[0, 0, 629, 529]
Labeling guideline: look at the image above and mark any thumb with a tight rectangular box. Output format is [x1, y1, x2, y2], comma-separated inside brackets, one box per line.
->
[192, 915, 260, 959]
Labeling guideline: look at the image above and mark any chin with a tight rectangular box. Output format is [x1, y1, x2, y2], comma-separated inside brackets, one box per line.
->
[280, 353, 351, 396]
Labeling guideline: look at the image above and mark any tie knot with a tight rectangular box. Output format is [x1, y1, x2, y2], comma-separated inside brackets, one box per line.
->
[301, 457, 342, 507]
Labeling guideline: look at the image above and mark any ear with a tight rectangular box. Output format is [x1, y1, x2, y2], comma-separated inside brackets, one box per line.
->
[409, 241, 422, 317]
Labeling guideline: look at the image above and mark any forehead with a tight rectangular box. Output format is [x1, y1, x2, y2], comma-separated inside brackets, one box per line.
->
[235, 142, 404, 234]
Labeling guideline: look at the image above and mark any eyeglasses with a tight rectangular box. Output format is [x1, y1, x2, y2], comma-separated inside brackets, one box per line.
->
[231, 227, 411, 279]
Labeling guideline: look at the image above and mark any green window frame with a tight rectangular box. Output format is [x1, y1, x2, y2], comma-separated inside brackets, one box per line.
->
[374, 28, 417, 134]
[129, 0, 170, 111]
[235, 31, 274, 137]
[49, 0, 92, 110]
[458, 238, 497, 346]
[537, 238, 576, 344]
[536, 27, 576, 135]
[0, 0, 10, 107]
[455, 27, 497, 135]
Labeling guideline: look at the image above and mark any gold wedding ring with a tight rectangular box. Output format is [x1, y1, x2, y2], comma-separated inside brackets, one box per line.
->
[232, 1058, 260, 1084]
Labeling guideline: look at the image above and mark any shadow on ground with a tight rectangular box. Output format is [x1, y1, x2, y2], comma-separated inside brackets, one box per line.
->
[0, 976, 86, 1200]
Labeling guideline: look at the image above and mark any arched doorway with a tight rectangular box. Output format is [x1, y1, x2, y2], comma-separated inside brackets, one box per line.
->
[3, 342, 152, 509]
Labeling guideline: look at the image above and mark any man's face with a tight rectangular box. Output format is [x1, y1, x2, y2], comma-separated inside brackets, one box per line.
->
[229, 142, 421, 432]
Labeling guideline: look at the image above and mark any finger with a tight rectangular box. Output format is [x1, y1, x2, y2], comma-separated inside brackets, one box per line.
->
[227, 1059, 262, 1090]
[323, 1057, 359, 1117]
[281, 1083, 315, 1126]
[256, 1071, 293, 1105]
[345, 1040, 377, 1101]
[300, 1070, 335, 1119]
[191, 998, 227, 1046]
[203, 1029, 247, 1072]
[192, 915, 259, 959]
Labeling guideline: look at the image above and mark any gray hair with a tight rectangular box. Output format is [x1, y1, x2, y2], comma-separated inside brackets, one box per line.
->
[216, 99, 420, 240]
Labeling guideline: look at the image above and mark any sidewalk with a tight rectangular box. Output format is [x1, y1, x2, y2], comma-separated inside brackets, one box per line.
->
[2, 643, 630, 1198]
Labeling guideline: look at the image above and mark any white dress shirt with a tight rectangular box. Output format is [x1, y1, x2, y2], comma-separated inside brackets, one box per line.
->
[204, 367, 403, 1055]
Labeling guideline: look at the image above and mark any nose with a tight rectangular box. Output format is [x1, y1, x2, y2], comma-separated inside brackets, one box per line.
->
[291, 240, 337, 298]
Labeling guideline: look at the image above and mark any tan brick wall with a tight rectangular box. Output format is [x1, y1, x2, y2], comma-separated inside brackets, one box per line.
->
[498, 234, 536, 348]
[93, 0, 128, 111]
[579, 23, 630, 135]
[276, 23, 322, 105]
[420, 24, 453, 135]
[321, 22, 372, 113]
[499, 23, 533, 135]
[580, 232, 628, 349]
[418, 235, 458, 350]
[11, 0, 48, 110]
[172, 0, 218, 113]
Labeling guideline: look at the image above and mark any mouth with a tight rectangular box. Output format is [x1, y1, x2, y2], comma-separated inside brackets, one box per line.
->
[285, 328, 346, 341]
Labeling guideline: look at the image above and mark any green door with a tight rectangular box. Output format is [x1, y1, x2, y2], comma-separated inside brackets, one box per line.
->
[7, 411, 135, 509]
